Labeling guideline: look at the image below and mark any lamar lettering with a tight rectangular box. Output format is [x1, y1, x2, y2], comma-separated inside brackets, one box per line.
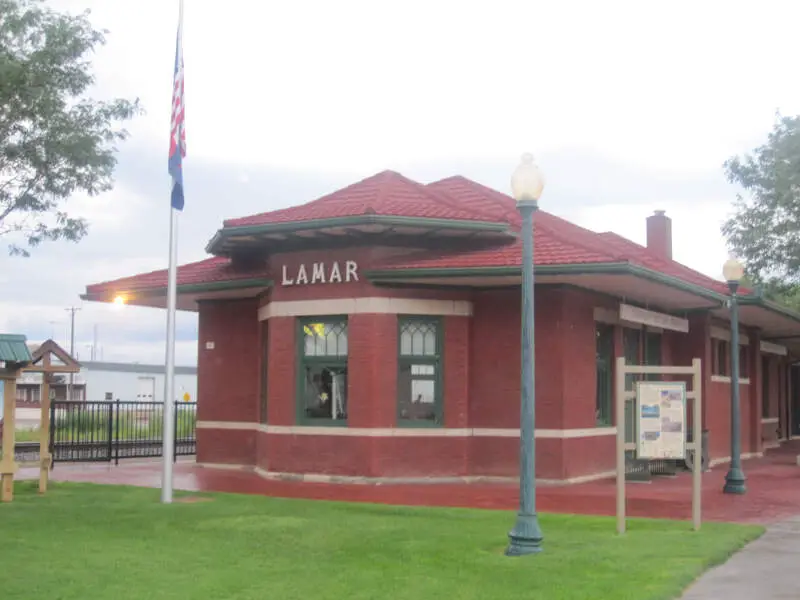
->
[281, 260, 359, 286]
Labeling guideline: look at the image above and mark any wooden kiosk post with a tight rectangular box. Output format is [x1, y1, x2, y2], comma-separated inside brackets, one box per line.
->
[0, 334, 34, 503]
[615, 357, 703, 533]
[22, 339, 81, 494]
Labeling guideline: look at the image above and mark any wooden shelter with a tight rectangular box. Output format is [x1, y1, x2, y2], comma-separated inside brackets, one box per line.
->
[22, 339, 81, 494]
[0, 334, 33, 502]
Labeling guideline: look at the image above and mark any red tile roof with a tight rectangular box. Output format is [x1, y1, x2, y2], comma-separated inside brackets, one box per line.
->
[368, 177, 730, 295]
[84, 170, 731, 299]
[596, 232, 745, 295]
[85, 257, 267, 296]
[427, 176, 522, 226]
[375, 214, 617, 271]
[223, 170, 508, 228]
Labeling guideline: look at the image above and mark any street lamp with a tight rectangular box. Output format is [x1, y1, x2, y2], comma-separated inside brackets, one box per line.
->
[722, 257, 747, 495]
[506, 153, 545, 556]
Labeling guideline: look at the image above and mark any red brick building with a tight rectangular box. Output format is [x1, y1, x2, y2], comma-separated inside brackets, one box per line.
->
[83, 171, 800, 483]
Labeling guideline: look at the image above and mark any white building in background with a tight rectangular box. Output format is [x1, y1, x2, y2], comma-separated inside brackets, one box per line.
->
[80, 361, 198, 403]
[15, 361, 198, 405]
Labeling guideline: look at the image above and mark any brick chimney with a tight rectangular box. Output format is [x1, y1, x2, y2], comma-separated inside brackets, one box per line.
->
[646, 210, 672, 260]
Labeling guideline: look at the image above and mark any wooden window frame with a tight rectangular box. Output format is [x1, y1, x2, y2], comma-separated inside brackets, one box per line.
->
[397, 316, 443, 428]
[711, 339, 730, 377]
[295, 315, 349, 427]
[595, 323, 614, 426]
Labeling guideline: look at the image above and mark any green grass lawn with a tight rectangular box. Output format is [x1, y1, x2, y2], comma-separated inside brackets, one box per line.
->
[10, 428, 40, 442]
[0, 482, 762, 600]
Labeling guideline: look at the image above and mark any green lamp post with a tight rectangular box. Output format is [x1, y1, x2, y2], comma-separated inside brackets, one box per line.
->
[505, 153, 545, 556]
[722, 257, 747, 495]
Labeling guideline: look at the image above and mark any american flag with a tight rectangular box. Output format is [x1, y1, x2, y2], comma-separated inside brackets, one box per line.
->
[168, 15, 186, 211]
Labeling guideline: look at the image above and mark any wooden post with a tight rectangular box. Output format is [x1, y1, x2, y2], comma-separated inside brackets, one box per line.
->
[1, 375, 19, 502]
[615, 360, 703, 534]
[39, 366, 51, 493]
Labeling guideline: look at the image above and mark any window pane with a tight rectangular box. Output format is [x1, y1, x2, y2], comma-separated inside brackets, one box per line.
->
[411, 364, 435, 376]
[303, 320, 348, 357]
[623, 328, 640, 364]
[302, 364, 347, 420]
[398, 363, 437, 422]
[412, 380, 435, 404]
[644, 331, 661, 382]
[400, 319, 438, 357]
[595, 324, 614, 426]
[400, 329, 412, 355]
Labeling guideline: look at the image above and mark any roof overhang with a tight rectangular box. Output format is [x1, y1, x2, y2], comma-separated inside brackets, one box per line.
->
[206, 215, 515, 256]
[369, 264, 800, 354]
[711, 296, 800, 355]
[81, 278, 273, 311]
[0, 333, 32, 375]
[366, 262, 726, 312]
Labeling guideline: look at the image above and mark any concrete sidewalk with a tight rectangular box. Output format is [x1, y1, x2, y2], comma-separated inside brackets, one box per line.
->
[680, 516, 800, 599]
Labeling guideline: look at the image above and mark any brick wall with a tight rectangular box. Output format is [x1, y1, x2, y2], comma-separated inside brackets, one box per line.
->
[197, 276, 780, 482]
[265, 316, 295, 426]
[467, 285, 615, 481]
[197, 298, 260, 424]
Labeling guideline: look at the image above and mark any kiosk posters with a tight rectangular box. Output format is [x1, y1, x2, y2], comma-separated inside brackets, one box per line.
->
[636, 381, 687, 460]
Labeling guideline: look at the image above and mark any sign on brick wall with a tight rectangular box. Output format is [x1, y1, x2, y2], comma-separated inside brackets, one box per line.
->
[281, 261, 359, 286]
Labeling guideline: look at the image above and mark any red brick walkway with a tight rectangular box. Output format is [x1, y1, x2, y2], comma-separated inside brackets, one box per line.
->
[17, 441, 800, 525]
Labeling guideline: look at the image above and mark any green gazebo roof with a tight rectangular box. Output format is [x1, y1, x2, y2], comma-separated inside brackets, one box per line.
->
[0, 334, 32, 364]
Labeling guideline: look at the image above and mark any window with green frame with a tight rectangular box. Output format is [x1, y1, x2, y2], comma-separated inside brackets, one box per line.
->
[712, 338, 730, 376]
[644, 330, 662, 382]
[623, 327, 641, 445]
[398, 316, 442, 425]
[595, 323, 614, 426]
[297, 317, 348, 424]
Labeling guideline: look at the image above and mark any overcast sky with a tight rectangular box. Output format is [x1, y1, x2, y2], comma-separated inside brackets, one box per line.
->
[2, 0, 798, 367]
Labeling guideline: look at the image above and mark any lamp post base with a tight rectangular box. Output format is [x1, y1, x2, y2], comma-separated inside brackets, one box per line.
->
[723, 468, 747, 495]
[505, 512, 544, 556]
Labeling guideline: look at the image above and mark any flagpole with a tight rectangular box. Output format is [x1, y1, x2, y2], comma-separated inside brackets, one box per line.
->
[161, 207, 178, 504]
[161, 0, 184, 505]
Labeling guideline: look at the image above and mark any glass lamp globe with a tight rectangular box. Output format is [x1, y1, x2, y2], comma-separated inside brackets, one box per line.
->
[511, 153, 545, 205]
[722, 258, 745, 283]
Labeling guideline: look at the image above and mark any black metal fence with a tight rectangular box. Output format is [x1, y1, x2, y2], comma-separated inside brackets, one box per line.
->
[47, 400, 197, 465]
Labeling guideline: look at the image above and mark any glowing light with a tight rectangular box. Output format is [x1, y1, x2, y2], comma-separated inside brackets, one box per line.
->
[303, 323, 325, 337]
[113, 295, 127, 307]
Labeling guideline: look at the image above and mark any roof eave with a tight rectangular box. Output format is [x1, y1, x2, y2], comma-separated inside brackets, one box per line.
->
[366, 262, 728, 304]
[737, 295, 800, 325]
[206, 215, 513, 256]
[82, 278, 273, 309]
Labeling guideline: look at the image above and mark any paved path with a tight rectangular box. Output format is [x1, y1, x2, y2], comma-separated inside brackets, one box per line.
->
[680, 516, 800, 599]
[16, 441, 800, 524]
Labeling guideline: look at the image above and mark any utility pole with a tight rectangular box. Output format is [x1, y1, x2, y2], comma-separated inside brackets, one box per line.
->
[65, 307, 80, 401]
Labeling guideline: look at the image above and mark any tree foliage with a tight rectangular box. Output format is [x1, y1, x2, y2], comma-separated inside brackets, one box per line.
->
[722, 113, 800, 304]
[0, 0, 141, 256]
